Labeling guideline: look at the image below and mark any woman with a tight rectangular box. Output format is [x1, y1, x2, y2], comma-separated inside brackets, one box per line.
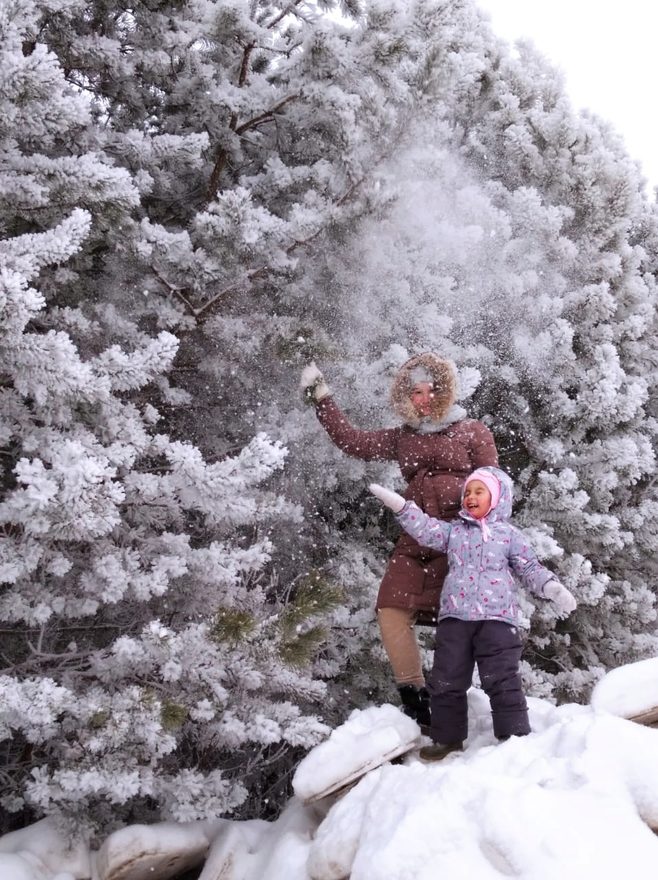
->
[300, 353, 499, 728]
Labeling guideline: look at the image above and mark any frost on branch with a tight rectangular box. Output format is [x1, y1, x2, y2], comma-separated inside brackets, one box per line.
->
[0, 210, 325, 839]
[0, 297, 327, 830]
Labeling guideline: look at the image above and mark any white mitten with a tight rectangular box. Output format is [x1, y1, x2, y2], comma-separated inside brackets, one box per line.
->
[300, 361, 331, 403]
[369, 483, 406, 514]
[544, 581, 577, 617]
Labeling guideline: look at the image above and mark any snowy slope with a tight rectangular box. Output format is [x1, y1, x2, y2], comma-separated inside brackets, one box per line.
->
[3, 659, 658, 880]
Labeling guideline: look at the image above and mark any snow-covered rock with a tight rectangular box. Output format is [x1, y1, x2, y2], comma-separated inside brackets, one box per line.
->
[307, 768, 383, 880]
[93, 821, 211, 880]
[197, 823, 262, 880]
[297, 688, 658, 880]
[199, 801, 315, 880]
[0, 818, 89, 879]
[591, 656, 658, 725]
[292, 703, 420, 803]
[0, 852, 56, 880]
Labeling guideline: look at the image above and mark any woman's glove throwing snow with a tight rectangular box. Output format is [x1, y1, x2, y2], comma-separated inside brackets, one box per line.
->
[300, 362, 331, 404]
[369, 483, 406, 514]
[544, 581, 577, 617]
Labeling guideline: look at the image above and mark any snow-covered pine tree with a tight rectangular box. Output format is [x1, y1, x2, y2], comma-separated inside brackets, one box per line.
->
[282, 0, 658, 702]
[333, 2, 658, 699]
[95, 0, 658, 707]
[76, 0, 657, 708]
[0, 0, 334, 834]
[445, 16, 658, 698]
[11, 0, 658, 782]
[30, 0, 479, 717]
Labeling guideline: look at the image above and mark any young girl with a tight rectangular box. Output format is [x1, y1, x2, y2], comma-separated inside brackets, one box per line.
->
[369, 466, 577, 761]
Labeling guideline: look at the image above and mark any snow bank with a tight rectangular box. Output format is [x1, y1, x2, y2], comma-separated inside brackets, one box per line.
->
[4, 660, 658, 880]
[307, 706, 658, 879]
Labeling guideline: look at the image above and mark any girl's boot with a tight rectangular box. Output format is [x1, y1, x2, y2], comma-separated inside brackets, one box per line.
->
[418, 740, 463, 761]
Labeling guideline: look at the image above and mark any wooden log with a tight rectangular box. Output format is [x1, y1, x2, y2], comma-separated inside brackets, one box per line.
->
[628, 705, 658, 728]
[303, 737, 419, 804]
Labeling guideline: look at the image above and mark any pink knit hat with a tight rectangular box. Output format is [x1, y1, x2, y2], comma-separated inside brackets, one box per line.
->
[464, 468, 501, 515]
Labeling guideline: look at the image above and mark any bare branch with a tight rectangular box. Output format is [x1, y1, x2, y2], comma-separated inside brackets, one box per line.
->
[264, 0, 305, 32]
[206, 94, 299, 202]
[234, 93, 299, 137]
[194, 264, 271, 319]
[238, 42, 255, 87]
[151, 266, 198, 317]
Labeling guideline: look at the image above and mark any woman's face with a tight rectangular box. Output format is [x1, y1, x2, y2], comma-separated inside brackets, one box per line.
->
[409, 382, 435, 417]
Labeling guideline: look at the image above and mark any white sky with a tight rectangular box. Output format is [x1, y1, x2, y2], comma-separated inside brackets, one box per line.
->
[475, 0, 658, 193]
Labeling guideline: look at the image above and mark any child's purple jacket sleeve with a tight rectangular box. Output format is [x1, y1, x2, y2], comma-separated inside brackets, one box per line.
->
[396, 501, 451, 551]
[508, 529, 554, 597]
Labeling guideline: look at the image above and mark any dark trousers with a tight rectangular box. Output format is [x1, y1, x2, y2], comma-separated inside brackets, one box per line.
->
[428, 617, 530, 743]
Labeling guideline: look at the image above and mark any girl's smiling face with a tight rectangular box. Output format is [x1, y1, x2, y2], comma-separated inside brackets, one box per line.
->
[463, 479, 492, 519]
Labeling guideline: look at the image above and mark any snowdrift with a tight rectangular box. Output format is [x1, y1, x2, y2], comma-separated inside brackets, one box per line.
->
[3, 658, 658, 880]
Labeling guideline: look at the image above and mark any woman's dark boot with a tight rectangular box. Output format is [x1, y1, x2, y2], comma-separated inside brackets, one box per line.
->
[397, 684, 431, 735]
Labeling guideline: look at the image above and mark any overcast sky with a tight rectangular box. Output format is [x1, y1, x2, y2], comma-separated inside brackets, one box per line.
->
[475, 0, 658, 194]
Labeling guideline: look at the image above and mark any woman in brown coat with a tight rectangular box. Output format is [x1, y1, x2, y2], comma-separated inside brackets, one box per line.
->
[300, 353, 499, 727]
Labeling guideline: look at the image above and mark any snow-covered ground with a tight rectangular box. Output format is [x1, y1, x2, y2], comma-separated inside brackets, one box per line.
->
[3, 658, 658, 880]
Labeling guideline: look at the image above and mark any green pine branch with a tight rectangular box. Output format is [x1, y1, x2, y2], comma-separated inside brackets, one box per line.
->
[279, 626, 327, 668]
[211, 608, 256, 645]
[279, 571, 344, 637]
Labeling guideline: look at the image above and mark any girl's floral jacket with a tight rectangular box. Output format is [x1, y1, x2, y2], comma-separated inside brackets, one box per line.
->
[396, 466, 554, 626]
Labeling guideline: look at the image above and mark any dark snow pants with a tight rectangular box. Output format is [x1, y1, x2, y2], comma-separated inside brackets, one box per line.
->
[428, 617, 531, 743]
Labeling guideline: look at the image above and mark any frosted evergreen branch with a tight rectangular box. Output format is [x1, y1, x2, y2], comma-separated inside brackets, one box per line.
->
[205, 93, 300, 203]
[263, 1, 305, 32]
[150, 266, 197, 317]
[192, 168, 372, 320]
[234, 95, 300, 137]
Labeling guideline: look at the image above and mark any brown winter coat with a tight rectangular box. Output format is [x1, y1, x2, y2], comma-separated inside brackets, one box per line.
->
[315, 354, 498, 619]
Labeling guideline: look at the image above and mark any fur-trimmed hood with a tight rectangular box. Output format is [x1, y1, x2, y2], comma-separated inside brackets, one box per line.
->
[390, 353, 459, 429]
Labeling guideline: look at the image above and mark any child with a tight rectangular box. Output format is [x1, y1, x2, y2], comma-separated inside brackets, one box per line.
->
[369, 466, 577, 761]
